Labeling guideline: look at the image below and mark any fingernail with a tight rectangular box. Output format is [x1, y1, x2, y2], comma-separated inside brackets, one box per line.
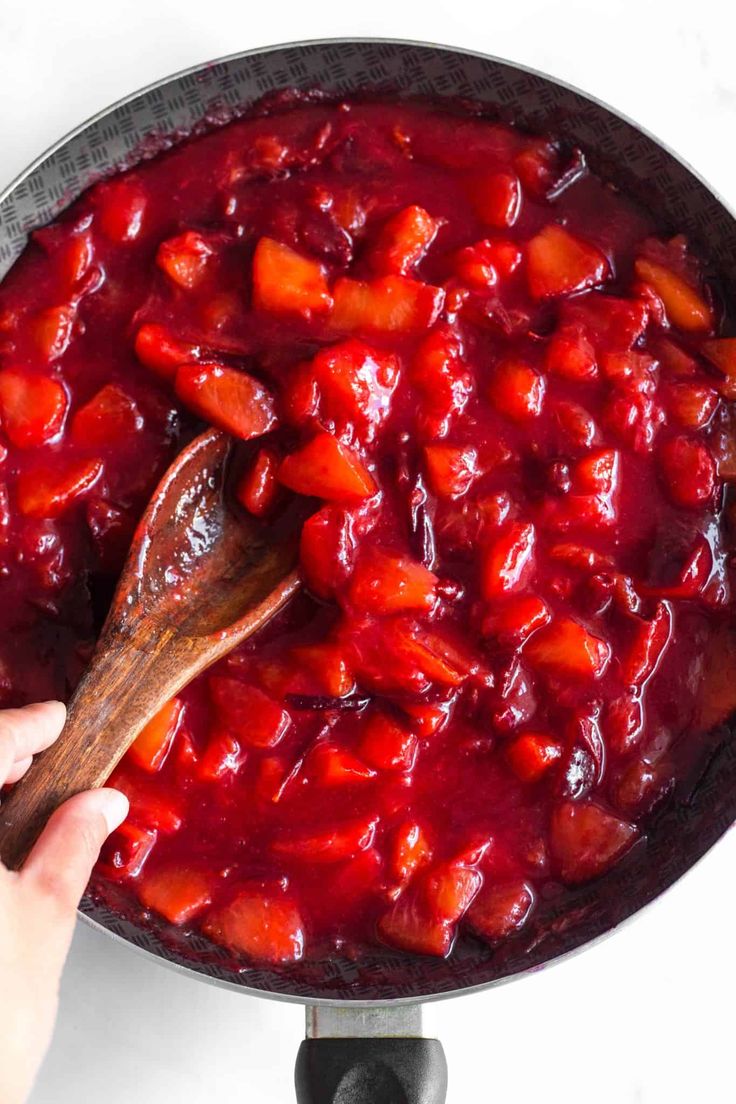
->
[96, 788, 130, 834]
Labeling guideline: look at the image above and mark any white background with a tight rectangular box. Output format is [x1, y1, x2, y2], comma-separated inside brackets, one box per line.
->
[1, 2, 734, 1101]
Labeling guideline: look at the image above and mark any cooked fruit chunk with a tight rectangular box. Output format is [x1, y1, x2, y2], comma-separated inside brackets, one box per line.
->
[134, 323, 201, 381]
[505, 732, 563, 782]
[423, 444, 478, 498]
[17, 458, 103, 518]
[481, 521, 536, 600]
[72, 384, 143, 446]
[197, 730, 244, 782]
[174, 363, 277, 440]
[305, 339, 400, 437]
[545, 328, 597, 381]
[526, 225, 610, 300]
[620, 603, 672, 686]
[95, 180, 147, 242]
[658, 435, 716, 508]
[252, 236, 332, 317]
[305, 742, 376, 785]
[235, 448, 279, 517]
[32, 305, 75, 361]
[347, 549, 437, 614]
[526, 618, 611, 680]
[98, 822, 157, 880]
[278, 432, 376, 502]
[370, 205, 440, 275]
[156, 230, 213, 289]
[702, 338, 736, 398]
[634, 257, 713, 332]
[272, 816, 377, 862]
[291, 642, 354, 697]
[482, 594, 550, 645]
[139, 866, 211, 925]
[550, 801, 638, 883]
[468, 171, 522, 228]
[378, 860, 481, 956]
[0, 369, 68, 448]
[389, 821, 433, 889]
[410, 326, 472, 436]
[488, 360, 545, 422]
[204, 889, 304, 963]
[128, 698, 184, 773]
[359, 710, 418, 771]
[210, 679, 290, 748]
[331, 275, 444, 334]
[466, 880, 534, 942]
[660, 380, 718, 428]
[299, 505, 357, 598]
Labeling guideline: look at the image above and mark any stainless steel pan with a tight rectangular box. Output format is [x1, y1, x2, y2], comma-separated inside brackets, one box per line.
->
[2, 39, 735, 1103]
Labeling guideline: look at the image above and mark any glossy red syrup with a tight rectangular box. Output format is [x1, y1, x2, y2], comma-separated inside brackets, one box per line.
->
[1, 99, 735, 966]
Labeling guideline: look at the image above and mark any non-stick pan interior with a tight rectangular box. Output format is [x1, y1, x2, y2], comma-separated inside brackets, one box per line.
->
[2, 39, 735, 1004]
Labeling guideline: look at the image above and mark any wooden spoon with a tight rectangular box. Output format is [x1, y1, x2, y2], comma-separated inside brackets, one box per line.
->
[0, 427, 300, 870]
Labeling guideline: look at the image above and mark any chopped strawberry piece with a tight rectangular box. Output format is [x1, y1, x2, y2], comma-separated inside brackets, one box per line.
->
[514, 139, 559, 196]
[174, 363, 277, 440]
[505, 732, 563, 782]
[347, 549, 437, 614]
[488, 360, 545, 422]
[59, 230, 94, 288]
[278, 432, 376, 502]
[548, 543, 614, 573]
[0, 369, 68, 448]
[401, 698, 453, 736]
[235, 448, 279, 517]
[203, 888, 305, 962]
[156, 230, 213, 289]
[660, 380, 718, 428]
[327, 847, 385, 903]
[95, 180, 147, 243]
[452, 239, 522, 289]
[370, 205, 441, 275]
[550, 801, 638, 883]
[306, 339, 400, 437]
[526, 617, 611, 680]
[482, 593, 550, 645]
[658, 435, 716, 508]
[359, 710, 418, 771]
[526, 225, 610, 300]
[139, 866, 211, 925]
[197, 730, 244, 781]
[252, 236, 332, 318]
[128, 698, 184, 773]
[603, 386, 663, 455]
[468, 171, 521, 228]
[410, 326, 472, 436]
[575, 448, 619, 496]
[544, 328, 597, 381]
[701, 338, 736, 399]
[389, 821, 433, 889]
[466, 880, 535, 942]
[634, 257, 713, 332]
[553, 400, 599, 451]
[561, 294, 648, 350]
[17, 457, 103, 518]
[32, 305, 75, 361]
[71, 384, 143, 447]
[481, 520, 536, 600]
[210, 679, 290, 748]
[134, 323, 201, 381]
[603, 690, 643, 756]
[98, 822, 157, 880]
[305, 741, 376, 785]
[331, 275, 444, 334]
[272, 816, 377, 862]
[620, 602, 672, 686]
[291, 642, 354, 697]
[299, 505, 357, 598]
[423, 444, 478, 498]
[378, 860, 481, 956]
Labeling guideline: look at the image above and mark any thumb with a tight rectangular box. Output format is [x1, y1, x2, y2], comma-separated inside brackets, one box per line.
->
[20, 789, 128, 963]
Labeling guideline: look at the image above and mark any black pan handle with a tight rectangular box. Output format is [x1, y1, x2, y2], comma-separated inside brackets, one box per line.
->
[295, 1037, 448, 1104]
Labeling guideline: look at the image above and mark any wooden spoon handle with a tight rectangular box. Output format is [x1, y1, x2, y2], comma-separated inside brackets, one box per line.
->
[0, 625, 172, 871]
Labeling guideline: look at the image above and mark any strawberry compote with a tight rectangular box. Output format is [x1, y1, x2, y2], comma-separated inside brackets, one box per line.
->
[1, 97, 735, 967]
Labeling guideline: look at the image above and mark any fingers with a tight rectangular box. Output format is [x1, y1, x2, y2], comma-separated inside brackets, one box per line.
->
[0, 702, 66, 787]
[22, 788, 129, 913]
[4, 756, 33, 785]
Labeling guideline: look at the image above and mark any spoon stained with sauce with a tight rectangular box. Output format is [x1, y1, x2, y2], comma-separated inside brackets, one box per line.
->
[0, 427, 300, 870]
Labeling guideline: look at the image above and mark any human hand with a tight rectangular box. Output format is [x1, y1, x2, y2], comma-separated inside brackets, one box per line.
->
[0, 702, 128, 1104]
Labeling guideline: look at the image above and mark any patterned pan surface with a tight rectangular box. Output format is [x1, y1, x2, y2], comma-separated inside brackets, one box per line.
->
[1, 39, 734, 1005]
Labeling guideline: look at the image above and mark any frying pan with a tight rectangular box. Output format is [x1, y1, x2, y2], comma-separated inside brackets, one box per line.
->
[2, 38, 735, 1104]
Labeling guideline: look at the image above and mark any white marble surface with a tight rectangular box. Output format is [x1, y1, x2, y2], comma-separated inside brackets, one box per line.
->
[0, 2, 733, 1100]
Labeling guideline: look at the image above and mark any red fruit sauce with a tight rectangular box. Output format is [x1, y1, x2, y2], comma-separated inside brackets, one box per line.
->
[1, 98, 735, 967]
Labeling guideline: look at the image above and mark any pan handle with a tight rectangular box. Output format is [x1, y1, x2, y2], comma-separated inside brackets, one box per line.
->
[295, 1006, 447, 1104]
